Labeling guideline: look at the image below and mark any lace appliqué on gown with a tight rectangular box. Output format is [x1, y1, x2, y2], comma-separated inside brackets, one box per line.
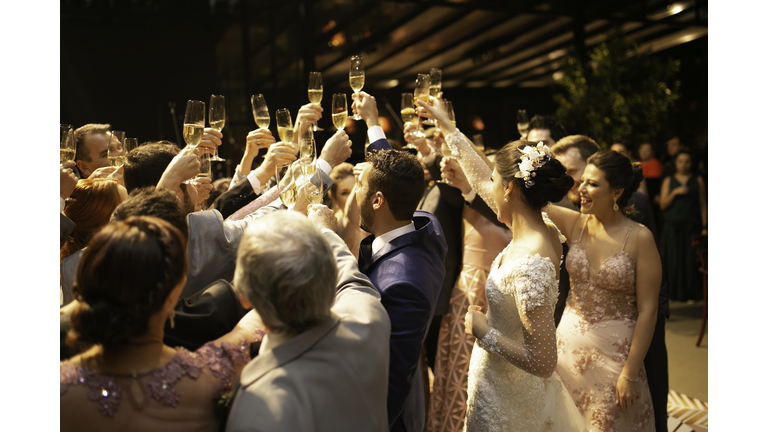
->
[464, 252, 587, 432]
[60, 340, 250, 417]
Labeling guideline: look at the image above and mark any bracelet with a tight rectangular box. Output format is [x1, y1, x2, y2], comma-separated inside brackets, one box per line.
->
[620, 373, 640, 383]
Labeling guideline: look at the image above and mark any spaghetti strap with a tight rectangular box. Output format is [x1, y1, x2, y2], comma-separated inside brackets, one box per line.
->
[621, 223, 636, 251]
[575, 215, 590, 244]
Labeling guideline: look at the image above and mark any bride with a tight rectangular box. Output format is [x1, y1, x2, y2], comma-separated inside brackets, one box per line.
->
[419, 99, 587, 432]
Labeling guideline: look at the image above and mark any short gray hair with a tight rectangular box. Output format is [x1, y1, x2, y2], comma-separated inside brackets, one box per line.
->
[233, 211, 337, 334]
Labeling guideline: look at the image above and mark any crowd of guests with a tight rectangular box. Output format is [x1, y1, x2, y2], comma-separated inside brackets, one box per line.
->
[60, 85, 706, 431]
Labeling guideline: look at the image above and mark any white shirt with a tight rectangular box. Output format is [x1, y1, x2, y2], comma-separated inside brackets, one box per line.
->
[372, 222, 416, 256]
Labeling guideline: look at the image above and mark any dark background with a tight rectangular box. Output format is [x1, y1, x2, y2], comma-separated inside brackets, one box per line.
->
[61, 0, 707, 177]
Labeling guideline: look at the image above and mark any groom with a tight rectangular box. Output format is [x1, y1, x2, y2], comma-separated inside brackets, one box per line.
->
[355, 148, 447, 432]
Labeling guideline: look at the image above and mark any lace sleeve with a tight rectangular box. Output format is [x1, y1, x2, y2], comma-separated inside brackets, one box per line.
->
[444, 129, 497, 216]
[476, 256, 558, 378]
[225, 185, 280, 222]
[197, 340, 252, 396]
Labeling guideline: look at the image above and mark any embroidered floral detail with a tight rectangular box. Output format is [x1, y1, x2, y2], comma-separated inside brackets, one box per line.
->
[571, 387, 598, 415]
[611, 338, 631, 363]
[569, 346, 605, 376]
[565, 244, 638, 324]
[629, 401, 654, 431]
[59, 340, 253, 417]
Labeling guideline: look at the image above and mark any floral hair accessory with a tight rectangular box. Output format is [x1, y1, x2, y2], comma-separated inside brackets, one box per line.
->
[515, 141, 552, 188]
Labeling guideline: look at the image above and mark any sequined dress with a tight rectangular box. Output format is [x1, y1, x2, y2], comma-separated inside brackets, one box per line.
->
[60, 340, 253, 432]
[444, 129, 588, 432]
[555, 216, 655, 431]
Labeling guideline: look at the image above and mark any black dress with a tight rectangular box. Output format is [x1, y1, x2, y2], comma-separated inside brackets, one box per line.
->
[659, 175, 703, 301]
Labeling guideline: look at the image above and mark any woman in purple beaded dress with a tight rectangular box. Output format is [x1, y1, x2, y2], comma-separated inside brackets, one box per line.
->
[60, 216, 263, 432]
[545, 150, 662, 431]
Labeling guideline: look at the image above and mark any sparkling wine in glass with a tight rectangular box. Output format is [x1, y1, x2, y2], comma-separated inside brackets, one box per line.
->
[444, 100, 456, 128]
[183, 100, 206, 149]
[251, 94, 270, 129]
[517, 109, 529, 139]
[413, 74, 429, 136]
[436, 142, 455, 184]
[424, 68, 442, 125]
[401, 93, 423, 142]
[276, 108, 294, 143]
[304, 169, 324, 205]
[60, 125, 75, 163]
[308, 72, 323, 131]
[299, 125, 317, 178]
[108, 130, 126, 167]
[331, 93, 348, 131]
[276, 161, 297, 209]
[349, 56, 364, 120]
[209, 95, 226, 161]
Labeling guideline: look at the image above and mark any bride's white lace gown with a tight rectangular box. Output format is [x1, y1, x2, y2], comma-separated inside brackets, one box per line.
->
[444, 130, 588, 432]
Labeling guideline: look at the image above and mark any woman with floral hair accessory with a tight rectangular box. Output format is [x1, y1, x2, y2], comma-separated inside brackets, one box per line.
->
[418, 97, 586, 431]
[541, 149, 660, 431]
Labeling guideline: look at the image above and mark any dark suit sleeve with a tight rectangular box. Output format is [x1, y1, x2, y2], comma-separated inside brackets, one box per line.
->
[60, 214, 75, 248]
[212, 177, 259, 220]
[379, 281, 432, 428]
[365, 138, 391, 153]
[468, 195, 506, 228]
[425, 154, 464, 208]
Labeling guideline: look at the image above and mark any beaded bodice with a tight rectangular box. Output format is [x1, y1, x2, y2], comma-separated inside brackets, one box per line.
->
[565, 217, 638, 325]
[60, 340, 250, 417]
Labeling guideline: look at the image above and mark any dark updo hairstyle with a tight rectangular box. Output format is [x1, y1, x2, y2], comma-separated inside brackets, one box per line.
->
[495, 141, 574, 209]
[67, 216, 188, 352]
[586, 150, 644, 209]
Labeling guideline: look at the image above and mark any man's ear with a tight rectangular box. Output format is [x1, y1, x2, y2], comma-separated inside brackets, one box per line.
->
[237, 291, 252, 310]
[372, 191, 384, 210]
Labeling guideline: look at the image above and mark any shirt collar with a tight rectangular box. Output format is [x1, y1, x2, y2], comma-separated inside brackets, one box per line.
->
[372, 222, 416, 255]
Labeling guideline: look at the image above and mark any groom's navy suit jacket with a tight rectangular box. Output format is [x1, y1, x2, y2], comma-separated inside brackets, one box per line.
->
[359, 210, 447, 432]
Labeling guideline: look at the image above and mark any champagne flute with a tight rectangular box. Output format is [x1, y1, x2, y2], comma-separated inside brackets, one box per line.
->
[444, 100, 456, 128]
[517, 109, 529, 139]
[436, 142, 455, 184]
[276, 108, 294, 143]
[424, 68, 442, 125]
[108, 130, 126, 167]
[413, 74, 429, 136]
[251, 94, 270, 130]
[183, 100, 206, 149]
[308, 71, 324, 131]
[401, 93, 422, 143]
[331, 93, 348, 131]
[60, 125, 75, 163]
[299, 124, 317, 178]
[275, 161, 297, 209]
[349, 55, 364, 120]
[304, 169, 324, 205]
[209, 94, 226, 161]
[124, 138, 139, 154]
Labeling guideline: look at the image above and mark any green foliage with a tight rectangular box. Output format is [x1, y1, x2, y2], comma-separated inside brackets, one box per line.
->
[553, 28, 680, 150]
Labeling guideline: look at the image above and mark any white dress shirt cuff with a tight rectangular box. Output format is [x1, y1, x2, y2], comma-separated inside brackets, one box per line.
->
[316, 158, 332, 175]
[367, 125, 387, 144]
[246, 170, 262, 195]
[462, 189, 477, 204]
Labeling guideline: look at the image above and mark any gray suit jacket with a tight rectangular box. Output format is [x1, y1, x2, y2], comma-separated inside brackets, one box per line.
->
[60, 205, 281, 303]
[226, 231, 391, 432]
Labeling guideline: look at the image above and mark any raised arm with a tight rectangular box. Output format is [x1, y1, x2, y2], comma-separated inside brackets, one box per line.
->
[542, 203, 581, 245]
[465, 257, 559, 378]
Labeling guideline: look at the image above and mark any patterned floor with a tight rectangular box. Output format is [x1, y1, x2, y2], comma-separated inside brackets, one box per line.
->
[667, 389, 708, 431]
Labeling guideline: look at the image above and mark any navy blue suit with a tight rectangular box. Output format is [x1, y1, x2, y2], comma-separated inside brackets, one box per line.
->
[359, 210, 447, 432]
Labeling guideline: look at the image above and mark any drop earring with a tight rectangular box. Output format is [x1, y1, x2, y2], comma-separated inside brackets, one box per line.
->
[169, 310, 175, 329]
[613, 197, 619, 212]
